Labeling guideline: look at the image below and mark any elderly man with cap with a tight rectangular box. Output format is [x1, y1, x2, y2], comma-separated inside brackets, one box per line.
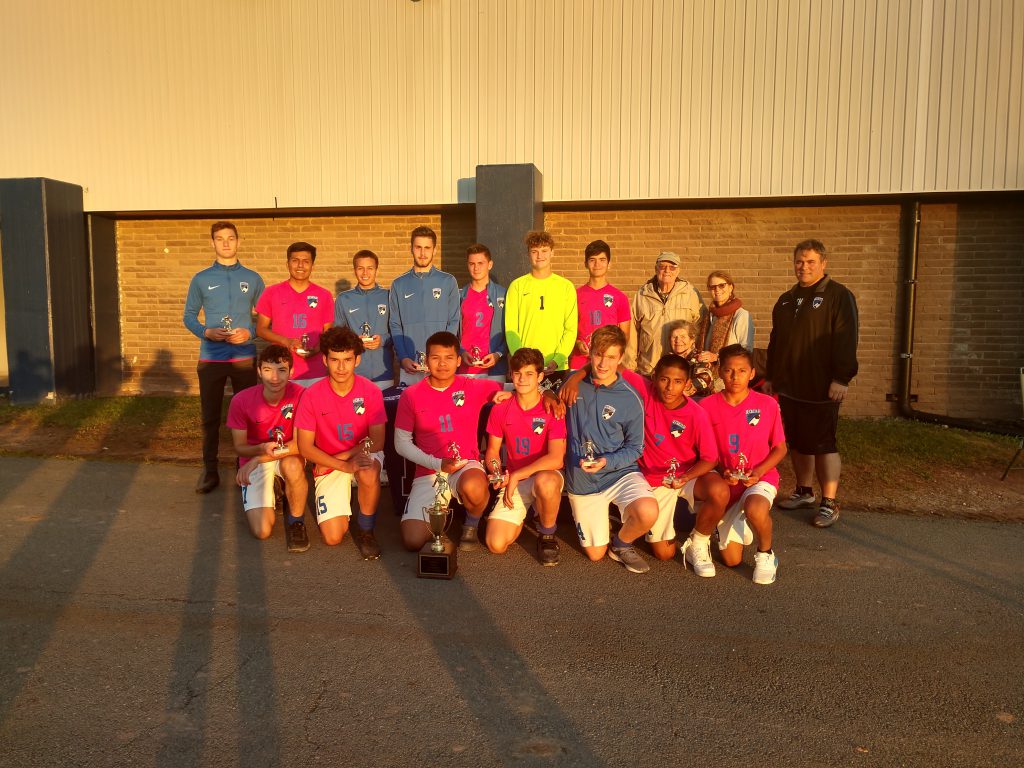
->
[625, 251, 706, 376]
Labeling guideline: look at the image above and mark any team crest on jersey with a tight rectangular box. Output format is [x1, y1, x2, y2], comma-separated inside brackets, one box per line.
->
[377, 303, 387, 315]
[746, 409, 761, 426]
[795, 297, 804, 307]
[532, 417, 546, 435]
[602, 404, 616, 421]
[812, 296, 824, 309]
[281, 403, 294, 420]
[240, 281, 250, 293]
[670, 420, 685, 438]
[497, 297, 505, 309]
[452, 390, 466, 407]
[603, 293, 614, 308]
[432, 288, 442, 300]
[353, 398, 365, 415]
[307, 295, 319, 308]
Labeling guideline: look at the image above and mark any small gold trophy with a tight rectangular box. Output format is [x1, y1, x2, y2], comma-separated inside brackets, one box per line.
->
[469, 345, 484, 366]
[581, 438, 599, 469]
[271, 426, 288, 457]
[733, 452, 750, 482]
[358, 435, 374, 469]
[448, 441, 463, 463]
[415, 351, 427, 371]
[662, 457, 680, 488]
[487, 458, 505, 486]
[221, 315, 234, 333]
[360, 321, 373, 342]
[417, 472, 458, 579]
[297, 332, 311, 356]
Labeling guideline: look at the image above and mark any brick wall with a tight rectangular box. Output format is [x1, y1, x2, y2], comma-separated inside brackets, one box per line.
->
[115, 200, 1024, 419]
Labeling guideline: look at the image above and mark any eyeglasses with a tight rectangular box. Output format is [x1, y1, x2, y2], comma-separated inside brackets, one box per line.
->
[708, 283, 730, 291]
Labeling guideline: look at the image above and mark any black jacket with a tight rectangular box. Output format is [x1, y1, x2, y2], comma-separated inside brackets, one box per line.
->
[766, 275, 859, 402]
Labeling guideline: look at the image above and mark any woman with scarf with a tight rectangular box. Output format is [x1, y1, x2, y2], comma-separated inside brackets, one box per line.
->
[696, 270, 754, 390]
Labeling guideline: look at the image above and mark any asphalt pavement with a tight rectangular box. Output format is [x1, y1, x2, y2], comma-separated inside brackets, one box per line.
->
[0, 455, 1021, 767]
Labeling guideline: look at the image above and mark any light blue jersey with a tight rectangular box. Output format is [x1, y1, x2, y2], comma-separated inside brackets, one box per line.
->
[564, 373, 645, 495]
[335, 284, 394, 383]
[183, 262, 265, 361]
[388, 267, 460, 363]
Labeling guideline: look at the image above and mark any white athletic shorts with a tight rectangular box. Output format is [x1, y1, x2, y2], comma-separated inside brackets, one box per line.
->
[648, 478, 699, 543]
[568, 472, 656, 548]
[717, 481, 777, 549]
[240, 459, 284, 512]
[312, 452, 384, 524]
[488, 471, 565, 526]
[402, 461, 484, 523]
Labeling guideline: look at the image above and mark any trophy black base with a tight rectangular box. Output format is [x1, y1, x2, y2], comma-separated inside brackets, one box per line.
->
[417, 539, 458, 579]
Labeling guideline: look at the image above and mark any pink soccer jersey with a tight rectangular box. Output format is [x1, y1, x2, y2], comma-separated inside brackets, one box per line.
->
[570, 284, 631, 370]
[620, 369, 717, 486]
[226, 381, 305, 448]
[458, 287, 494, 374]
[256, 281, 335, 379]
[294, 376, 386, 473]
[486, 396, 567, 473]
[699, 389, 786, 488]
[396, 376, 501, 478]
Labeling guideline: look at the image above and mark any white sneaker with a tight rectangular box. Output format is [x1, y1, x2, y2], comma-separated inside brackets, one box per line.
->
[752, 550, 779, 585]
[682, 534, 716, 578]
[777, 490, 816, 509]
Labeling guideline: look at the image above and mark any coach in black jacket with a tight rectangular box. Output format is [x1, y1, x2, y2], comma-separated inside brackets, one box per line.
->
[766, 239, 859, 529]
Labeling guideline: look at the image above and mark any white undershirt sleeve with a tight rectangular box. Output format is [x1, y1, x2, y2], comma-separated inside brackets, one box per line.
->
[395, 428, 443, 472]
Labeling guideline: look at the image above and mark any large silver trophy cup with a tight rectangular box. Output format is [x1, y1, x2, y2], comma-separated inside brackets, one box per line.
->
[417, 472, 458, 579]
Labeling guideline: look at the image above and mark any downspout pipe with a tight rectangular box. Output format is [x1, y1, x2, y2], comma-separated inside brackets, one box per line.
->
[897, 201, 1022, 438]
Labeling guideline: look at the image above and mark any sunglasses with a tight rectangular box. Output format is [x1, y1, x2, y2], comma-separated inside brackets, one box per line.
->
[708, 283, 730, 291]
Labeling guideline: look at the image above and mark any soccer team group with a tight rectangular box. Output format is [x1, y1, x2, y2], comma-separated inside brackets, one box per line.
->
[183, 222, 860, 585]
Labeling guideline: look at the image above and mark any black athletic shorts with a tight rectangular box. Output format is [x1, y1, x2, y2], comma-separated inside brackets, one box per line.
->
[778, 395, 840, 455]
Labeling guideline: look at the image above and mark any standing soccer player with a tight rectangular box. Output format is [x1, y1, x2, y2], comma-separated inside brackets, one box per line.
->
[569, 240, 631, 371]
[256, 241, 334, 386]
[227, 344, 309, 552]
[389, 226, 460, 386]
[564, 325, 658, 574]
[295, 327, 387, 560]
[394, 332, 509, 552]
[504, 231, 578, 389]
[458, 244, 508, 381]
[183, 221, 265, 494]
[335, 249, 394, 389]
[483, 348, 566, 565]
[700, 344, 788, 585]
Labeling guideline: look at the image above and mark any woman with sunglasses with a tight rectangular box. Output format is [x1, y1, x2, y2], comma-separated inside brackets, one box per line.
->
[695, 271, 754, 390]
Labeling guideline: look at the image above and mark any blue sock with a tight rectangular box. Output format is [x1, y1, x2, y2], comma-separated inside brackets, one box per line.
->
[612, 534, 630, 550]
[538, 522, 557, 536]
[357, 513, 376, 532]
[287, 512, 304, 525]
[464, 513, 482, 529]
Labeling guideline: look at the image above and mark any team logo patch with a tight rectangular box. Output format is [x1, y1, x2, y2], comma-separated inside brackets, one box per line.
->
[795, 297, 804, 308]
[240, 281, 250, 293]
[812, 296, 824, 309]
[377, 303, 387, 315]
[746, 409, 761, 426]
[603, 293, 614, 308]
[532, 417, 546, 435]
[452, 390, 466, 407]
[307, 295, 319, 308]
[432, 288, 442, 300]
[497, 297, 505, 309]
[281, 403, 294, 420]
[602, 404, 616, 421]
[670, 420, 685, 438]
[353, 398, 365, 416]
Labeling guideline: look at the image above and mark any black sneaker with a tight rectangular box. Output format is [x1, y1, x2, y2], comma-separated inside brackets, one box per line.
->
[813, 500, 841, 528]
[354, 529, 381, 560]
[285, 520, 310, 553]
[195, 469, 219, 494]
[458, 525, 479, 552]
[537, 534, 560, 566]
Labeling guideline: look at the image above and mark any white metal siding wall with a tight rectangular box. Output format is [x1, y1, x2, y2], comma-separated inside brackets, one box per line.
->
[0, 0, 1020, 211]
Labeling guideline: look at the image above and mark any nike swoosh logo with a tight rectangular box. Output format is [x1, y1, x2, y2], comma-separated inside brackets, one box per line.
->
[208, 285, 220, 290]
[348, 308, 359, 313]
[404, 293, 415, 299]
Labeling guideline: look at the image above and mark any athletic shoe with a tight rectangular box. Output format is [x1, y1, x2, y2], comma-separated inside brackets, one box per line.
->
[195, 469, 219, 494]
[354, 529, 381, 560]
[752, 550, 779, 584]
[608, 544, 650, 574]
[776, 490, 816, 509]
[537, 534, 560, 566]
[813, 501, 841, 528]
[285, 520, 310, 553]
[458, 525, 479, 552]
[681, 534, 716, 578]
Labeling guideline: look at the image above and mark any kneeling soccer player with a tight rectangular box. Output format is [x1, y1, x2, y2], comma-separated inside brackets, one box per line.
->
[700, 344, 788, 585]
[483, 347, 567, 565]
[295, 326, 386, 560]
[227, 344, 309, 552]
